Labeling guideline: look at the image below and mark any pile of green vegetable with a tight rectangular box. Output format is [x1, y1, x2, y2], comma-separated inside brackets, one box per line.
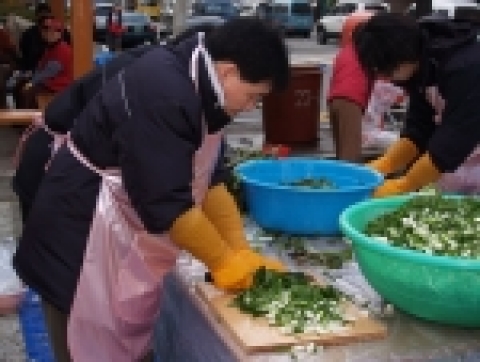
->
[366, 195, 480, 259]
[282, 177, 336, 189]
[232, 268, 348, 335]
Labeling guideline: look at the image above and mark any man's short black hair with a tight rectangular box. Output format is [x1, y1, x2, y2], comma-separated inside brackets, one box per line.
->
[353, 13, 423, 77]
[206, 18, 289, 92]
[35, 3, 52, 16]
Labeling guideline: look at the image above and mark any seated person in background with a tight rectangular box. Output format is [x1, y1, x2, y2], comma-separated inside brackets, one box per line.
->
[17, 17, 73, 109]
[328, 11, 403, 162]
[0, 26, 20, 109]
[0, 26, 19, 66]
[19, 3, 70, 73]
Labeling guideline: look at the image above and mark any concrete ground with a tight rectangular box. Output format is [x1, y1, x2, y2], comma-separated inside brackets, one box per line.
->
[0, 127, 25, 362]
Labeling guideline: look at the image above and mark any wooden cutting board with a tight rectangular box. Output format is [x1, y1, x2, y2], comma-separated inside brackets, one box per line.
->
[197, 281, 387, 354]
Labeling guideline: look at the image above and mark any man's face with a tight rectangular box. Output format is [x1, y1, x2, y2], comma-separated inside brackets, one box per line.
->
[216, 62, 271, 117]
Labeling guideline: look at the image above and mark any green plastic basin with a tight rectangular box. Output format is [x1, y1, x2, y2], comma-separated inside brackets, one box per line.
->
[340, 194, 480, 327]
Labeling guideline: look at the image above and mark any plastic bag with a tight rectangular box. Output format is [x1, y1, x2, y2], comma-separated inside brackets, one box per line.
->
[0, 237, 24, 296]
[362, 80, 404, 149]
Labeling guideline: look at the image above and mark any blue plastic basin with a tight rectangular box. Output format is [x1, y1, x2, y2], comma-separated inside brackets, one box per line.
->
[235, 158, 383, 235]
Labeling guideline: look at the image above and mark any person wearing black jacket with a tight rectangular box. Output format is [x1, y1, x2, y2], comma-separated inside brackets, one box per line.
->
[13, 18, 289, 362]
[12, 45, 151, 221]
[353, 13, 480, 196]
[12, 24, 217, 223]
[19, 3, 70, 73]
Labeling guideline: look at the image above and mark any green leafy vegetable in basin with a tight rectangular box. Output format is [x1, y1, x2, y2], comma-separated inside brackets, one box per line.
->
[282, 177, 336, 189]
[365, 195, 480, 259]
[232, 268, 348, 335]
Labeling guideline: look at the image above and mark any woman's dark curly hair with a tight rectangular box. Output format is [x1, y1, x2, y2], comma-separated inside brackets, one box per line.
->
[353, 13, 424, 78]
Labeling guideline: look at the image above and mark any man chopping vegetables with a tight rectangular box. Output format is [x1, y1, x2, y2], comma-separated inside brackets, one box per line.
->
[353, 13, 480, 196]
[13, 18, 288, 362]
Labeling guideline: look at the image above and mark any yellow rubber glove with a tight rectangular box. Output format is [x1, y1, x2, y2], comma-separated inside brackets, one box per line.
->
[373, 153, 441, 197]
[368, 138, 420, 175]
[170, 207, 284, 291]
[202, 184, 249, 251]
[214, 249, 284, 290]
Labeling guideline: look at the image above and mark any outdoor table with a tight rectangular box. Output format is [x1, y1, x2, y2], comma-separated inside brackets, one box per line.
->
[153, 226, 480, 362]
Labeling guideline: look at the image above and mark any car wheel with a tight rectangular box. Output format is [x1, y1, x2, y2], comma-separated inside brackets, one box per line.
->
[316, 27, 327, 44]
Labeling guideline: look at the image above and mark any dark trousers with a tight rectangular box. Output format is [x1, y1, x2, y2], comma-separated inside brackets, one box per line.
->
[41, 299, 72, 362]
[14, 83, 54, 109]
[41, 299, 154, 362]
[107, 33, 122, 52]
[0, 64, 12, 109]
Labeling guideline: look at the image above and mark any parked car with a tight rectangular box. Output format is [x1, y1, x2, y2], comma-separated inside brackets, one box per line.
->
[157, 11, 174, 40]
[94, 9, 157, 48]
[119, 12, 158, 48]
[255, 0, 314, 38]
[405, 0, 480, 22]
[191, 0, 240, 20]
[94, 3, 114, 42]
[315, 1, 389, 44]
[183, 15, 226, 30]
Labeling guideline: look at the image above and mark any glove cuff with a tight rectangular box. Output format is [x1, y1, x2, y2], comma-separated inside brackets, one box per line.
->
[369, 138, 419, 175]
[404, 153, 441, 191]
[202, 184, 249, 250]
[170, 207, 229, 269]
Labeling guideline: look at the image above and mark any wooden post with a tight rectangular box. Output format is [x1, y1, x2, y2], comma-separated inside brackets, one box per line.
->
[50, 0, 66, 23]
[71, 0, 93, 79]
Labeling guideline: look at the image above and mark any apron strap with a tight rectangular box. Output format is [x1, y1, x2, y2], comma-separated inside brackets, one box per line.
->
[189, 32, 225, 108]
[66, 136, 119, 178]
[12, 113, 68, 170]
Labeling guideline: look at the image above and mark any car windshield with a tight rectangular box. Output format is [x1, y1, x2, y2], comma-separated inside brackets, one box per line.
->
[95, 6, 112, 16]
[365, 5, 388, 12]
[291, 3, 311, 15]
[273, 4, 288, 15]
[123, 13, 149, 24]
[185, 16, 225, 27]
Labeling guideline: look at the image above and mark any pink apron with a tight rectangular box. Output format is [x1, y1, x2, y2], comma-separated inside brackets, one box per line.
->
[12, 113, 68, 170]
[424, 86, 480, 194]
[436, 148, 480, 194]
[67, 33, 225, 361]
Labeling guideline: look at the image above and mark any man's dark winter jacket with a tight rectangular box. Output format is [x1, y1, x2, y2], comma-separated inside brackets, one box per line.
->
[12, 45, 156, 222]
[14, 37, 229, 312]
[401, 19, 480, 172]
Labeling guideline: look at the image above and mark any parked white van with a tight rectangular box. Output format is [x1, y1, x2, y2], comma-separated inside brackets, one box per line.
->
[315, 0, 389, 44]
[406, 1, 480, 21]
